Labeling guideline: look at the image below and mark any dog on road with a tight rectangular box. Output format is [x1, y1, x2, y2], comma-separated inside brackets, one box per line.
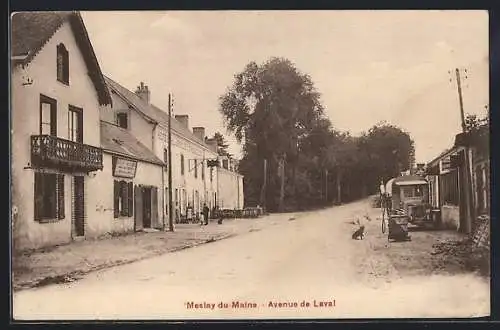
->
[351, 225, 366, 240]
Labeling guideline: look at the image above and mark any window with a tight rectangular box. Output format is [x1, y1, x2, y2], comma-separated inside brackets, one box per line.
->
[202, 161, 205, 180]
[117, 113, 128, 129]
[440, 170, 459, 206]
[40, 95, 57, 136]
[34, 172, 64, 221]
[194, 159, 198, 178]
[223, 159, 229, 169]
[56, 43, 69, 84]
[164, 148, 168, 166]
[401, 185, 425, 198]
[114, 180, 133, 218]
[68, 105, 83, 143]
[181, 154, 185, 175]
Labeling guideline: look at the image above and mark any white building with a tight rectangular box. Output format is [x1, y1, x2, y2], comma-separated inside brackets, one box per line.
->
[11, 12, 112, 251]
[101, 77, 244, 224]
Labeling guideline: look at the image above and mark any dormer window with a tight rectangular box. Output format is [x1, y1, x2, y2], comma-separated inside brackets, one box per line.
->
[117, 112, 128, 129]
[56, 44, 69, 85]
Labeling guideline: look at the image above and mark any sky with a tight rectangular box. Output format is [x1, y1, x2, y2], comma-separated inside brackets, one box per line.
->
[81, 10, 489, 163]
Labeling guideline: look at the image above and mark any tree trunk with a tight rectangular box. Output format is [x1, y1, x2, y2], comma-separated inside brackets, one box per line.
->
[279, 155, 286, 212]
[337, 169, 342, 205]
[260, 158, 267, 209]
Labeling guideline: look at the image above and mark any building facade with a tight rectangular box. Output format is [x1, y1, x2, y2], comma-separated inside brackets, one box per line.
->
[11, 12, 112, 251]
[101, 77, 244, 225]
[86, 121, 165, 236]
[425, 124, 490, 233]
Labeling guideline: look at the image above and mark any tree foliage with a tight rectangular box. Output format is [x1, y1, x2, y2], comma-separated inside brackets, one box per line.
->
[207, 132, 232, 157]
[219, 57, 416, 211]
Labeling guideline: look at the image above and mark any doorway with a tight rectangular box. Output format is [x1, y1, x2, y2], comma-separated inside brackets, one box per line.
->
[134, 185, 159, 231]
[143, 187, 152, 228]
[73, 176, 85, 237]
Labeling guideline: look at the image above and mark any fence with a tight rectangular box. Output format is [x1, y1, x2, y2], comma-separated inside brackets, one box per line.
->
[212, 207, 265, 219]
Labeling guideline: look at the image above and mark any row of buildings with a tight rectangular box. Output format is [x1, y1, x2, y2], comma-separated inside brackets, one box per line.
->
[424, 120, 489, 233]
[11, 11, 244, 252]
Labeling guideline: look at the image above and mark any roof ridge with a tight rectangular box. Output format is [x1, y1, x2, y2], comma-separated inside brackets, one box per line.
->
[104, 74, 217, 152]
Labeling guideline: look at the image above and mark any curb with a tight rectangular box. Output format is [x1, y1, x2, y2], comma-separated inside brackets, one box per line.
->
[13, 232, 237, 292]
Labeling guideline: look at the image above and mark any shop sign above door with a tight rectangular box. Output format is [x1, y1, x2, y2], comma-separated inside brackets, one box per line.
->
[112, 156, 137, 178]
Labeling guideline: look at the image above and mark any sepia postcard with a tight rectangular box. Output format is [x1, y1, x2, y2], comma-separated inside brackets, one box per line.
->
[10, 10, 490, 320]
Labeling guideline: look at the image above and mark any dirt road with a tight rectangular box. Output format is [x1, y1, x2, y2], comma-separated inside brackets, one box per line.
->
[13, 198, 489, 320]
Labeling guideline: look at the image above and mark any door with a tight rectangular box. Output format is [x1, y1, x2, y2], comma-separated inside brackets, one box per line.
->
[143, 187, 152, 228]
[73, 176, 85, 237]
[151, 187, 159, 229]
[134, 185, 144, 231]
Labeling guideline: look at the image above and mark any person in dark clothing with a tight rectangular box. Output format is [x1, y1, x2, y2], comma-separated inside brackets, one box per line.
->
[203, 203, 209, 225]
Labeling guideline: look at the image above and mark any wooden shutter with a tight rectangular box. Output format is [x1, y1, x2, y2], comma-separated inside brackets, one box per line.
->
[134, 185, 144, 231]
[34, 173, 42, 220]
[57, 174, 65, 219]
[113, 180, 119, 218]
[63, 49, 69, 84]
[121, 181, 128, 216]
[77, 110, 83, 143]
[151, 187, 159, 228]
[50, 102, 57, 136]
[128, 182, 134, 217]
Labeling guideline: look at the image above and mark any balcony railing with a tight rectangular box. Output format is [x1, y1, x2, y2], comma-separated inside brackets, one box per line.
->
[31, 135, 103, 172]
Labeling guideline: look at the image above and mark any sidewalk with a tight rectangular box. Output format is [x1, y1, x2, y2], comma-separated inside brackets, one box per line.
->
[12, 213, 297, 291]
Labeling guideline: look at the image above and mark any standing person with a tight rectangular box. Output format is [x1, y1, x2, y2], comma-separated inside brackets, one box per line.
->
[203, 203, 209, 225]
[379, 180, 387, 212]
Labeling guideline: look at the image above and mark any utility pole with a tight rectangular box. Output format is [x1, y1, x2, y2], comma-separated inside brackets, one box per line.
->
[456, 68, 467, 133]
[454, 68, 473, 233]
[167, 93, 174, 232]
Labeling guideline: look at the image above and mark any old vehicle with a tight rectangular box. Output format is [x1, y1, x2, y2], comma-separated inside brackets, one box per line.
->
[382, 175, 436, 241]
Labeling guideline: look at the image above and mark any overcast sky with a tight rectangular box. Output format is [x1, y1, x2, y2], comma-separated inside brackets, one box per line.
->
[81, 10, 488, 163]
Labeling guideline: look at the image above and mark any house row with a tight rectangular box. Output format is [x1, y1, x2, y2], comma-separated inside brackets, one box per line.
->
[425, 124, 489, 233]
[10, 11, 244, 252]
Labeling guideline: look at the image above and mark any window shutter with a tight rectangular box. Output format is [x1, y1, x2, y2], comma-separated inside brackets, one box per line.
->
[77, 110, 83, 143]
[64, 49, 69, 84]
[121, 181, 128, 216]
[50, 104, 57, 136]
[128, 182, 134, 217]
[114, 180, 119, 218]
[34, 173, 42, 221]
[57, 174, 65, 219]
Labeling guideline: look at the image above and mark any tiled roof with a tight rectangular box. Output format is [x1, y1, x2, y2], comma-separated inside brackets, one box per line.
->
[104, 75, 212, 150]
[11, 11, 71, 57]
[11, 11, 111, 105]
[100, 121, 163, 165]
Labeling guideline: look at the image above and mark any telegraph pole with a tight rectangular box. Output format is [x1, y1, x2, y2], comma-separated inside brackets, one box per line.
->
[456, 68, 467, 133]
[168, 93, 174, 232]
[454, 68, 473, 233]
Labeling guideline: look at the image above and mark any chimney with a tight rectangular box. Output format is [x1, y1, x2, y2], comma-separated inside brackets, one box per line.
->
[192, 127, 205, 141]
[135, 82, 150, 104]
[205, 138, 218, 153]
[175, 115, 189, 129]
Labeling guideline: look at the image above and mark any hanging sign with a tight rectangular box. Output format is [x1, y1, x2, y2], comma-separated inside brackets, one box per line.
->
[112, 156, 137, 178]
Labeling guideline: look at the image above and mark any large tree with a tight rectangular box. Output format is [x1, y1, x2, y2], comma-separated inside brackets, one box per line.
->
[358, 122, 415, 189]
[219, 57, 326, 211]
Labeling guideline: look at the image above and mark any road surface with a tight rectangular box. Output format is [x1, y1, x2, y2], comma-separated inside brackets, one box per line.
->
[13, 199, 489, 320]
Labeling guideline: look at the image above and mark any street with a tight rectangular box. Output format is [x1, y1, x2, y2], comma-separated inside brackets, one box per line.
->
[13, 198, 489, 320]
